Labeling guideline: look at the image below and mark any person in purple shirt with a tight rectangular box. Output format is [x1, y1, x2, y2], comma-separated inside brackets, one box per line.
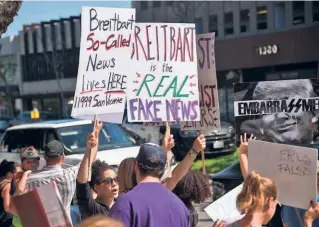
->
[109, 143, 190, 227]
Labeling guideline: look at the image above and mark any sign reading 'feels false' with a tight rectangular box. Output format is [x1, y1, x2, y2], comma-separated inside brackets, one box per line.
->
[127, 23, 200, 122]
[71, 7, 135, 123]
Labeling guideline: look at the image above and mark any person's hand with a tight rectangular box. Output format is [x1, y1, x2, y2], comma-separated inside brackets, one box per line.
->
[87, 133, 98, 149]
[15, 170, 32, 193]
[21, 146, 37, 153]
[239, 133, 256, 155]
[213, 219, 225, 227]
[94, 119, 103, 135]
[192, 134, 206, 153]
[162, 135, 175, 153]
[304, 201, 319, 224]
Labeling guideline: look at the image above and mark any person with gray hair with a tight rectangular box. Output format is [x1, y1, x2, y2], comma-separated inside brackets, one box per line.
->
[240, 79, 318, 144]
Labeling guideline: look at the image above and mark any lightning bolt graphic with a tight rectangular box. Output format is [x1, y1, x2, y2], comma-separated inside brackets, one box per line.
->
[288, 99, 302, 113]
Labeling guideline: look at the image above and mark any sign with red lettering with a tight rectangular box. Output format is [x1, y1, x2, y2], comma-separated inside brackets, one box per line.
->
[181, 32, 220, 130]
[71, 7, 135, 123]
[127, 23, 200, 122]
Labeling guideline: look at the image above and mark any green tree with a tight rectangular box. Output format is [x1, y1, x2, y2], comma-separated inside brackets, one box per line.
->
[0, 1, 23, 38]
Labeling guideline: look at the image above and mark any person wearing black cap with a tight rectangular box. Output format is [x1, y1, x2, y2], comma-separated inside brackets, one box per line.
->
[109, 143, 190, 227]
[25, 140, 79, 221]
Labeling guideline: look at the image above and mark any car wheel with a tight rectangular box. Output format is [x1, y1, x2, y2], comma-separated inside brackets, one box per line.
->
[212, 181, 226, 201]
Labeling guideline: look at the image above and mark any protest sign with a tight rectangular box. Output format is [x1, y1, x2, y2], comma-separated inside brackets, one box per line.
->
[204, 184, 243, 224]
[71, 7, 135, 123]
[127, 23, 200, 122]
[248, 139, 318, 209]
[180, 32, 220, 131]
[13, 182, 72, 227]
[234, 79, 319, 145]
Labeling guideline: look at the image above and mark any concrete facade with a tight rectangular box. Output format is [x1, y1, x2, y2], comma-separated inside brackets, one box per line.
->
[0, 35, 22, 114]
[18, 16, 81, 116]
[18, 16, 81, 96]
[132, 1, 319, 39]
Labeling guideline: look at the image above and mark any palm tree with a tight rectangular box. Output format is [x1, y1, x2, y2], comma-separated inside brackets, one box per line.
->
[0, 1, 23, 38]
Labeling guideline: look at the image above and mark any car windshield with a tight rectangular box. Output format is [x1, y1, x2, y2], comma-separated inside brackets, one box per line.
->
[57, 123, 135, 154]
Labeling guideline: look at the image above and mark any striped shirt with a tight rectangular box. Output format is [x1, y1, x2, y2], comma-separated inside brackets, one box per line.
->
[26, 165, 79, 217]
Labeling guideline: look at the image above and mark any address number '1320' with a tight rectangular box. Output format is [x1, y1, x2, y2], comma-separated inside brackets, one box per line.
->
[257, 45, 278, 56]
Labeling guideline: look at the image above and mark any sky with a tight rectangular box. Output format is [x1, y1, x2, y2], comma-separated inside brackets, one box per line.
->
[4, 1, 132, 38]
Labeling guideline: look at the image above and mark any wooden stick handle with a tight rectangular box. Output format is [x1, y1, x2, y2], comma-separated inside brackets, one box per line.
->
[199, 130, 206, 174]
[165, 122, 172, 178]
[88, 115, 98, 182]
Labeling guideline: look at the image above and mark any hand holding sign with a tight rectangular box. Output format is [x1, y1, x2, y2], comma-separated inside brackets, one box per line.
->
[305, 201, 319, 225]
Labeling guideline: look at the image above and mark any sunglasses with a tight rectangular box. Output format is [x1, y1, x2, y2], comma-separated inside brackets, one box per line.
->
[99, 176, 119, 185]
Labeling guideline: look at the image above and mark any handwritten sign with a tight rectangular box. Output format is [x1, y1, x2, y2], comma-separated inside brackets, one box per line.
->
[248, 140, 318, 209]
[181, 33, 220, 131]
[71, 7, 135, 123]
[127, 23, 200, 122]
[205, 184, 243, 224]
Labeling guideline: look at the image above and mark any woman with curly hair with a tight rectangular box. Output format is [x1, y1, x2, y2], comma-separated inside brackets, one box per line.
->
[172, 170, 212, 227]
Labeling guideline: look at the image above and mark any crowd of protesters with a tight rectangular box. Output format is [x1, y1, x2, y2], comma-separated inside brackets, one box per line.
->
[0, 119, 319, 227]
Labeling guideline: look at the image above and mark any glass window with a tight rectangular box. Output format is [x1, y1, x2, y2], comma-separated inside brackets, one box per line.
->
[274, 2, 285, 29]
[152, 1, 161, 7]
[141, 1, 148, 11]
[217, 70, 242, 123]
[224, 12, 234, 35]
[1, 129, 46, 153]
[195, 18, 203, 34]
[293, 1, 305, 25]
[313, 1, 319, 22]
[166, 1, 173, 6]
[209, 15, 218, 36]
[256, 6, 268, 30]
[57, 123, 134, 154]
[240, 9, 250, 33]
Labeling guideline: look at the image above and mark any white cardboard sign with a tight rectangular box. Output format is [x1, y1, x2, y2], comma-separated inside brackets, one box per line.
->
[127, 23, 200, 123]
[248, 140, 318, 209]
[204, 183, 243, 224]
[180, 32, 220, 131]
[71, 6, 135, 123]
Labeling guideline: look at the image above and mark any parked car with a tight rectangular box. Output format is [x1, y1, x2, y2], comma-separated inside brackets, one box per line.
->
[122, 115, 161, 145]
[8, 111, 56, 127]
[0, 119, 176, 174]
[160, 121, 236, 161]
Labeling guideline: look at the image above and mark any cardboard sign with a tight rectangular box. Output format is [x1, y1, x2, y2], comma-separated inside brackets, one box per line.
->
[248, 140, 318, 209]
[204, 184, 243, 224]
[13, 182, 72, 227]
[71, 7, 135, 123]
[127, 23, 200, 123]
[180, 32, 220, 131]
[233, 79, 319, 145]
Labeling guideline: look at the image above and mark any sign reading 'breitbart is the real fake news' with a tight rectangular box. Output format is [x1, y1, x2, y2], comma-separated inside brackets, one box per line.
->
[127, 23, 200, 123]
[71, 7, 135, 123]
[143, 32, 220, 130]
[234, 98, 319, 117]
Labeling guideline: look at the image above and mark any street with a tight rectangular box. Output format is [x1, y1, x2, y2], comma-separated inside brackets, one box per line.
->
[195, 199, 213, 227]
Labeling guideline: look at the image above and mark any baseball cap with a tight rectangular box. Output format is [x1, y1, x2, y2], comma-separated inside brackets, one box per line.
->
[20, 147, 40, 160]
[136, 143, 167, 169]
[44, 140, 64, 157]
